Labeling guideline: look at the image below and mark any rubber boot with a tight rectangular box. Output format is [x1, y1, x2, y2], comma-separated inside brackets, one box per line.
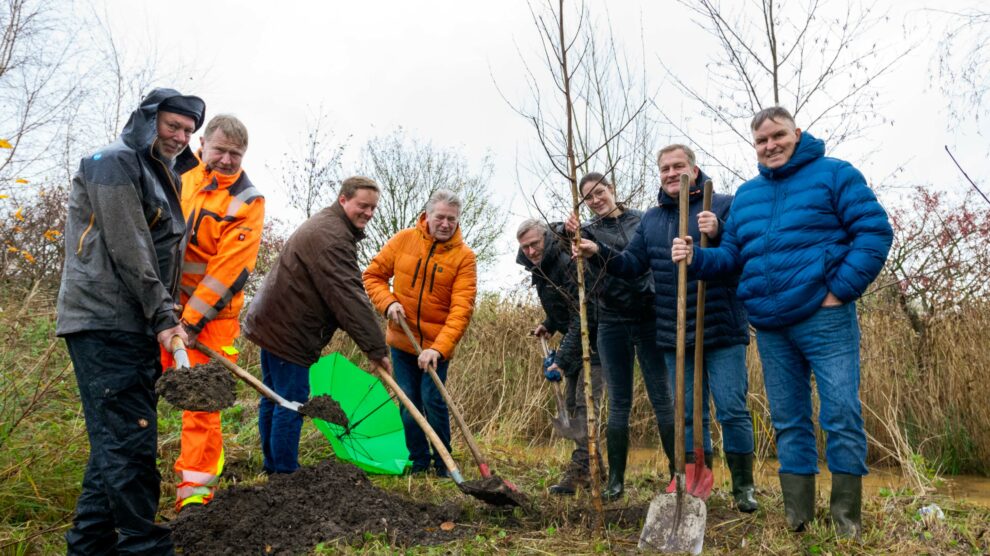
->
[779, 473, 816, 532]
[829, 473, 862, 538]
[602, 428, 629, 502]
[725, 452, 758, 513]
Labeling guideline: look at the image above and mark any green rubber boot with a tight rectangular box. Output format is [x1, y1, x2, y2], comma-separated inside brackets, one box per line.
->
[779, 473, 816, 532]
[602, 428, 629, 502]
[830, 473, 862, 538]
[725, 452, 759, 513]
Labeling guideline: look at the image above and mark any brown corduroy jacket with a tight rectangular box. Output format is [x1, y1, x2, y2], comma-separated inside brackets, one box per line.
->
[243, 202, 386, 367]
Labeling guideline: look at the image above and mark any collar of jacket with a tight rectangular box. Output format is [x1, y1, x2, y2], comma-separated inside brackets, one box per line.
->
[658, 168, 711, 207]
[330, 201, 366, 240]
[193, 150, 244, 191]
[416, 211, 464, 250]
[757, 131, 826, 181]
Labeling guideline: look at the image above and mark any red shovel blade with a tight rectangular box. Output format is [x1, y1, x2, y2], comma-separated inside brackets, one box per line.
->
[665, 450, 714, 500]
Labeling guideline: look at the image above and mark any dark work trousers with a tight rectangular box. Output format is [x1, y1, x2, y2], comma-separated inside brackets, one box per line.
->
[63, 331, 174, 556]
[563, 357, 605, 471]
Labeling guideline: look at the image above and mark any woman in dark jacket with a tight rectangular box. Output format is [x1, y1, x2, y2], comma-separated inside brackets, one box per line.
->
[569, 172, 675, 501]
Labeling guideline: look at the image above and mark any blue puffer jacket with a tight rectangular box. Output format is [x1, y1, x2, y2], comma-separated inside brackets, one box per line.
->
[597, 170, 749, 349]
[691, 132, 893, 330]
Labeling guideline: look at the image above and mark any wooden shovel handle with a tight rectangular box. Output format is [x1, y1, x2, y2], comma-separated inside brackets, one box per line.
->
[693, 180, 714, 456]
[675, 173, 690, 476]
[398, 319, 490, 474]
[170, 336, 191, 369]
[373, 363, 462, 481]
[196, 344, 298, 411]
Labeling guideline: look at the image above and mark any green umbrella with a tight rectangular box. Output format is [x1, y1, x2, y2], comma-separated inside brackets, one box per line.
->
[309, 352, 410, 475]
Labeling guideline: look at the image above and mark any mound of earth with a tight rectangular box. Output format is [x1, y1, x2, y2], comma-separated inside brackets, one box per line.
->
[156, 361, 237, 412]
[299, 394, 349, 426]
[170, 460, 464, 554]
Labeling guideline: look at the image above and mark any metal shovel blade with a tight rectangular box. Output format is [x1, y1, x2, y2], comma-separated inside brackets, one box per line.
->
[639, 484, 707, 554]
[549, 381, 585, 440]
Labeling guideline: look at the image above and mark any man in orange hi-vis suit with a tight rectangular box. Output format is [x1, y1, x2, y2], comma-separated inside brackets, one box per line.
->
[160, 114, 264, 510]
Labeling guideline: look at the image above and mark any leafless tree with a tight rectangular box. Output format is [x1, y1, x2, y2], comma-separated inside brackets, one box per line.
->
[660, 0, 913, 183]
[357, 128, 505, 268]
[505, 1, 657, 217]
[934, 7, 990, 126]
[271, 108, 348, 219]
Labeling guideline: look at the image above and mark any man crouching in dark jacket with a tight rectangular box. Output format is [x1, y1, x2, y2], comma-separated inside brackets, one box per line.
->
[516, 218, 604, 495]
[57, 88, 206, 555]
[243, 176, 392, 475]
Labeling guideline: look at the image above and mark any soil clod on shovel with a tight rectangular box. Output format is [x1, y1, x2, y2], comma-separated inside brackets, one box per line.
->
[299, 394, 349, 426]
[459, 475, 529, 507]
[156, 361, 237, 412]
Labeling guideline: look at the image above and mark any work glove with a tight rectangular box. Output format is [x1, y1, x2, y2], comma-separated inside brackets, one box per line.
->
[542, 349, 561, 382]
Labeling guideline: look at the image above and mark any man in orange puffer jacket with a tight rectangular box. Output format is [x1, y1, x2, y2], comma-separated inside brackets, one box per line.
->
[363, 190, 477, 476]
[160, 114, 264, 510]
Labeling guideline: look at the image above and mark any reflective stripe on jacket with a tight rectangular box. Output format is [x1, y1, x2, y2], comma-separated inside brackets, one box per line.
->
[363, 213, 477, 360]
[178, 159, 264, 332]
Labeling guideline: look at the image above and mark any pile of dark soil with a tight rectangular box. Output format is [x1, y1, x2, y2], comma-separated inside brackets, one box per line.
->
[170, 460, 465, 554]
[156, 361, 237, 412]
[299, 394, 349, 426]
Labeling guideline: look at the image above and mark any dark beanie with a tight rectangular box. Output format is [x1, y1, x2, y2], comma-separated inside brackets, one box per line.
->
[158, 95, 207, 131]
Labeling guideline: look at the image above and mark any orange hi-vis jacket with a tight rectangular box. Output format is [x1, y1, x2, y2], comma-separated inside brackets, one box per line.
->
[363, 213, 477, 359]
[178, 157, 265, 332]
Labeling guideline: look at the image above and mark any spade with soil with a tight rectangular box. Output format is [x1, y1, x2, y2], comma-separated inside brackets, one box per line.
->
[539, 336, 584, 441]
[639, 173, 707, 555]
[156, 337, 237, 412]
[397, 319, 527, 507]
[196, 343, 347, 426]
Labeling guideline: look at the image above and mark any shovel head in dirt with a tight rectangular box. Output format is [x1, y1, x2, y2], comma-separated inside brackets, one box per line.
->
[639, 482, 707, 555]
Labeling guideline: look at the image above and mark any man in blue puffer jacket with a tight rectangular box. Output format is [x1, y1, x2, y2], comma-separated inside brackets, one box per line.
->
[672, 106, 893, 537]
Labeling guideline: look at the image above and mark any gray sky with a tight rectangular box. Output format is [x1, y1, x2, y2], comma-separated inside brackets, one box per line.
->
[92, 0, 989, 290]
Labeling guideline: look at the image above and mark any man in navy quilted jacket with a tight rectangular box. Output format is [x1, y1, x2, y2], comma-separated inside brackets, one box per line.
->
[672, 106, 892, 538]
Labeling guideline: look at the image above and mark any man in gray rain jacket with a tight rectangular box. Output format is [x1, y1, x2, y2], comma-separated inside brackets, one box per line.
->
[56, 87, 205, 555]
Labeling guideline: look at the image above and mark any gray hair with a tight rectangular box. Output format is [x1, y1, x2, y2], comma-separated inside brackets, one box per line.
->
[751, 106, 796, 131]
[426, 189, 462, 215]
[516, 218, 548, 240]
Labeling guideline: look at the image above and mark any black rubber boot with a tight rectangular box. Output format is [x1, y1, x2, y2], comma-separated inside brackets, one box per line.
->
[830, 473, 862, 538]
[659, 423, 676, 479]
[725, 452, 758, 513]
[779, 473, 816, 532]
[602, 428, 629, 502]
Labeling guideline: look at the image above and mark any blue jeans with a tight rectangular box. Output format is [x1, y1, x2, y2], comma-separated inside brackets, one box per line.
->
[598, 319, 674, 435]
[756, 303, 867, 476]
[664, 343, 754, 456]
[63, 331, 174, 555]
[258, 349, 310, 474]
[391, 347, 451, 471]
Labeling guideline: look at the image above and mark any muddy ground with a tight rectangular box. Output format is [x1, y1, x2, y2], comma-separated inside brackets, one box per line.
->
[156, 361, 237, 412]
[170, 460, 464, 554]
[299, 394, 349, 426]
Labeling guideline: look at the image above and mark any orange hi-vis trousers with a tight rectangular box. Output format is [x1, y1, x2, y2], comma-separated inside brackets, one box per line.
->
[160, 318, 240, 509]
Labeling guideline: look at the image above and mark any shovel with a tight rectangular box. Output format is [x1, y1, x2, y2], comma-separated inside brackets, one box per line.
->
[539, 337, 585, 441]
[196, 343, 303, 413]
[639, 173, 707, 554]
[371, 359, 517, 507]
[170, 336, 192, 370]
[665, 178, 715, 500]
[398, 319, 526, 507]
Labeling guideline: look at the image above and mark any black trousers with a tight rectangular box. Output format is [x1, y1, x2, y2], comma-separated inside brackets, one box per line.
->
[63, 330, 173, 555]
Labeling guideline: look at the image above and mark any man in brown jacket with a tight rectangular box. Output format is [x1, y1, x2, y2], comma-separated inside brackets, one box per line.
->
[243, 176, 391, 474]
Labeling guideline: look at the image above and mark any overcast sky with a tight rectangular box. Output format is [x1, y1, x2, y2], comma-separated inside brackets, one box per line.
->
[92, 0, 989, 290]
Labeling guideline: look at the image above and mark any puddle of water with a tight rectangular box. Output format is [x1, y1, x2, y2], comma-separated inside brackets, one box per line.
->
[512, 442, 990, 508]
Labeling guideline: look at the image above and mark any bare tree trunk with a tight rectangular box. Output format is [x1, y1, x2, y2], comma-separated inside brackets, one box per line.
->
[557, 0, 604, 528]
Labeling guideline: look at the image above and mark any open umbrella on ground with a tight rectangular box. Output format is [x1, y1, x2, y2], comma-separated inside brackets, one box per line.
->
[309, 352, 410, 475]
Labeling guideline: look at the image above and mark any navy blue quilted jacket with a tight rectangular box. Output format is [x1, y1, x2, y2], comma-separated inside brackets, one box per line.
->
[691, 132, 893, 330]
[597, 170, 749, 349]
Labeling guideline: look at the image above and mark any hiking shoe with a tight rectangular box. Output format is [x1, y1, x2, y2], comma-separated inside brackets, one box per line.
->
[549, 464, 589, 495]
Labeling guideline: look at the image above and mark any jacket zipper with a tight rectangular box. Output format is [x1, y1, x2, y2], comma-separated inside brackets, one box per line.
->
[76, 213, 95, 255]
[410, 259, 422, 288]
[151, 148, 184, 291]
[415, 241, 439, 343]
[148, 207, 162, 229]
